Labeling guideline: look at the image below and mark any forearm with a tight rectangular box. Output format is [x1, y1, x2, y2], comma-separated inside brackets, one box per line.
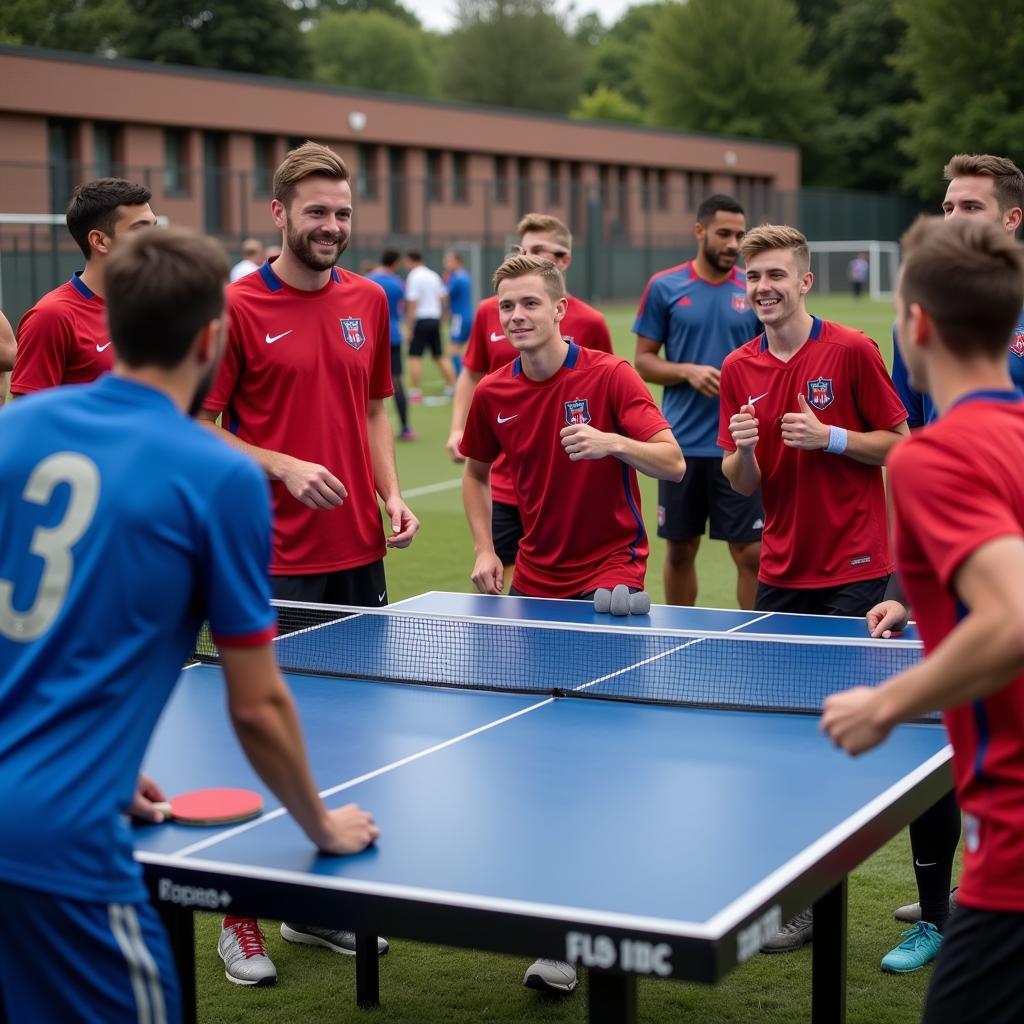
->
[612, 436, 685, 481]
[462, 468, 495, 555]
[635, 350, 690, 387]
[450, 369, 483, 433]
[841, 425, 908, 466]
[199, 416, 290, 480]
[722, 448, 761, 495]
[367, 402, 400, 502]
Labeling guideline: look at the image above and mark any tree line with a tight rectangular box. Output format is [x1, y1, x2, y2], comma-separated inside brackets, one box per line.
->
[3, 0, 1023, 199]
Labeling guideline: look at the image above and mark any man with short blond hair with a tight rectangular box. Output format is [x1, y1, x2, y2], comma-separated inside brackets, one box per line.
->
[448, 213, 613, 570]
[200, 140, 416, 982]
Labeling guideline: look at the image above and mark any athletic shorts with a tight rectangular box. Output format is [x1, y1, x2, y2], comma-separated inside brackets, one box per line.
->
[657, 457, 763, 544]
[491, 500, 524, 566]
[0, 882, 180, 1024]
[754, 573, 889, 617]
[272, 559, 387, 607]
[450, 314, 470, 344]
[389, 343, 403, 376]
[409, 318, 442, 358]
[923, 906, 1024, 1024]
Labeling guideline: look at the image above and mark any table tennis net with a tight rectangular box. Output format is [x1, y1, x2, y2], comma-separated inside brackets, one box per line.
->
[194, 601, 928, 716]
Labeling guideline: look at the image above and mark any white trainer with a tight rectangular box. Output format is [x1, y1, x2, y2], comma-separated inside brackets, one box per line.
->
[523, 958, 578, 992]
[218, 917, 277, 986]
[280, 922, 389, 955]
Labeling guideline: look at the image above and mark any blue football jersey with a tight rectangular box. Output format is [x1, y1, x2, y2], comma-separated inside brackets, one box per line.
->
[891, 309, 1024, 427]
[446, 268, 474, 342]
[0, 376, 275, 903]
[633, 260, 760, 455]
[367, 269, 405, 345]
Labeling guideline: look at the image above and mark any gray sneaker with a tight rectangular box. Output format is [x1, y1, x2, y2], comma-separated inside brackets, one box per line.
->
[761, 908, 814, 953]
[894, 887, 959, 923]
[218, 917, 277, 986]
[523, 958, 578, 993]
[280, 922, 389, 956]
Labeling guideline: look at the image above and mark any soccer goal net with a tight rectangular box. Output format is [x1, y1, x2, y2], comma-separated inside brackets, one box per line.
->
[806, 240, 900, 302]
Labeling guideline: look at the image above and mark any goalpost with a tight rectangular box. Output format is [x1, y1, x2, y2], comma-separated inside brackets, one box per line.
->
[806, 240, 900, 302]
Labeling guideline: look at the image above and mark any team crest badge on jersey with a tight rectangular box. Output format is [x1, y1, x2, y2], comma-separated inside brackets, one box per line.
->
[1012, 331, 1024, 358]
[806, 377, 835, 411]
[340, 318, 366, 350]
[731, 293, 750, 314]
[564, 398, 591, 425]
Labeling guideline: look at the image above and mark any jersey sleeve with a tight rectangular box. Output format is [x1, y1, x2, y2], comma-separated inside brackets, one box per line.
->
[459, 385, 502, 463]
[587, 313, 614, 354]
[608, 361, 671, 440]
[10, 302, 72, 394]
[631, 276, 668, 344]
[890, 329, 927, 429]
[890, 438, 1024, 591]
[716, 356, 743, 451]
[851, 337, 908, 430]
[462, 301, 492, 374]
[368, 289, 395, 400]
[202, 305, 245, 414]
[201, 459, 277, 646]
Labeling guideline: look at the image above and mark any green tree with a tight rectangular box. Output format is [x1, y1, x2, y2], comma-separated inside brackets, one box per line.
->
[641, 0, 834, 183]
[120, 0, 311, 78]
[0, 0, 127, 53]
[894, 0, 1024, 200]
[582, 3, 665, 109]
[296, 0, 420, 28]
[308, 11, 436, 96]
[440, 0, 584, 114]
[816, 0, 915, 192]
[571, 85, 644, 124]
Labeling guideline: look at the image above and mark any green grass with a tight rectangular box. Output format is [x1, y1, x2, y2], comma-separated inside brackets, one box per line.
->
[196, 296, 953, 1024]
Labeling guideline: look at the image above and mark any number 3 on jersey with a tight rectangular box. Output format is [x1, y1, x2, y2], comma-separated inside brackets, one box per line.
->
[0, 452, 100, 642]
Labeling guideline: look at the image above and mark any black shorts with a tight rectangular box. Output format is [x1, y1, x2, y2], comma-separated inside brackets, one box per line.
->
[923, 906, 1024, 1024]
[272, 559, 387, 607]
[389, 343, 403, 376]
[509, 585, 640, 600]
[491, 500, 523, 566]
[409, 318, 442, 358]
[754, 573, 889, 617]
[657, 456, 763, 544]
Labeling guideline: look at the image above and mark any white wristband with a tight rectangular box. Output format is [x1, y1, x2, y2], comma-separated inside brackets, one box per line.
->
[825, 426, 848, 454]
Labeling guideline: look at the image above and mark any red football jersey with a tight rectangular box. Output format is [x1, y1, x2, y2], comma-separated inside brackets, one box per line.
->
[463, 294, 613, 505]
[204, 262, 394, 574]
[459, 345, 670, 597]
[717, 318, 907, 587]
[890, 390, 1024, 911]
[11, 275, 114, 394]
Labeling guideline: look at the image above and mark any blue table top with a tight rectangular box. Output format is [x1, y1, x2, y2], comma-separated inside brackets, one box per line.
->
[137, 593, 943, 938]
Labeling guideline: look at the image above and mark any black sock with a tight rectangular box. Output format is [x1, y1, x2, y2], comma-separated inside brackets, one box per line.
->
[909, 791, 961, 931]
[392, 376, 409, 431]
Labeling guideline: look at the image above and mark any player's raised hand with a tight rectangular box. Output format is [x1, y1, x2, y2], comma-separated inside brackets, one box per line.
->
[821, 687, 892, 755]
[128, 772, 168, 823]
[385, 495, 419, 548]
[446, 428, 467, 463]
[279, 456, 348, 509]
[685, 363, 721, 397]
[781, 393, 830, 450]
[317, 803, 380, 856]
[729, 404, 759, 450]
[560, 423, 615, 461]
[471, 551, 504, 595]
[867, 600, 910, 639]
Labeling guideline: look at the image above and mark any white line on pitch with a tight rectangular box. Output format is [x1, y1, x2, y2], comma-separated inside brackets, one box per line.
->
[404, 478, 462, 498]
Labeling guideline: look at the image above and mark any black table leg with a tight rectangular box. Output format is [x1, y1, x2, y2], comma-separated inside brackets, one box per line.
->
[355, 933, 380, 1009]
[812, 878, 848, 1024]
[588, 970, 637, 1024]
[159, 906, 196, 1024]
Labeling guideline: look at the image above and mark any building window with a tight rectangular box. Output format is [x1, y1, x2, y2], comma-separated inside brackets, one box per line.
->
[657, 169, 669, 211]
[164, 129, 189, 195]
[494, 156, 508, 204]
[548, 160, 561, 205]
[426, 148, 443, 203]
[452, 151, 468, 203]
[253, 135, 275, 196]
[516, 157, 531, 217]
[48, 119, 77, 212]
[358, 143, 378, 200]
[93, 122, 122, 179]
[598, 164, 610, 207]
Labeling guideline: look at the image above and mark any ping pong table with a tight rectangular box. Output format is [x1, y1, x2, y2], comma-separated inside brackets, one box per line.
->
[136, 592, 951, 1024]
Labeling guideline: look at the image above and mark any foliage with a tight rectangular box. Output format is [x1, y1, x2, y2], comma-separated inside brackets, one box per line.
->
[581, 2, 664, 109]
[0, 0, 127, 53]
[294, 0, 420, 27]
[570, 85, 644, 125]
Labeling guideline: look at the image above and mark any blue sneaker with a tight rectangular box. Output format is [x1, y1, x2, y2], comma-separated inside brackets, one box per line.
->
[880, 921, 943, 973]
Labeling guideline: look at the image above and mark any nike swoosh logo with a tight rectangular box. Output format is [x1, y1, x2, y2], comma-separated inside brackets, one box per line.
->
[497, 413, 518, 424]
[914, 859, 937, 868]
[96, 342, 112, 352]
[377, 591, 386, 603]
[747, 392, 770, 406]
[490, 332, 506, 342]
[265, 330, 293, 344]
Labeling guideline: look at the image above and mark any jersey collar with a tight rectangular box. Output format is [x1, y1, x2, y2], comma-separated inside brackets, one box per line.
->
[69, 272, 98, 300]
[257, 260, 342, 293]
[511, 341, 581, 378]
[758, 316, 822, 352]
[948, 387, 1024, 411]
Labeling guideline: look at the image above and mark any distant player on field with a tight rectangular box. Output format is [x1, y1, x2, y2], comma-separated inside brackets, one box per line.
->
[368, 249, 414, 439]
[444, 249, 474, 377]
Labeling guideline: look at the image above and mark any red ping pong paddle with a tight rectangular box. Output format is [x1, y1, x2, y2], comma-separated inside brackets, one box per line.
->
[152, 788, 264, 827]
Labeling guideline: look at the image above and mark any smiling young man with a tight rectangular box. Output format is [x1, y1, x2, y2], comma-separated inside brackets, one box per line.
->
[447, 214, 613, 572]
[460, 254, 683, 994]
[718, 224, 917, 954]
[11, 178, 158, 396]
[634, 194, 763, 609]
[822, 216, 1024, 1024]
[199, 141, 416, 982]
